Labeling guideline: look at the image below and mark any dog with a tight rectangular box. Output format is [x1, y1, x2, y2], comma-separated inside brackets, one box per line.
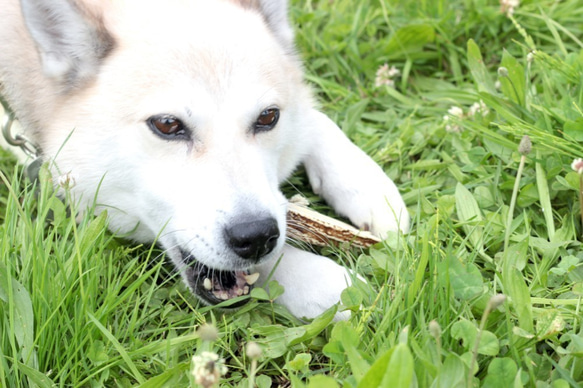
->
[0, 0, 409, 320]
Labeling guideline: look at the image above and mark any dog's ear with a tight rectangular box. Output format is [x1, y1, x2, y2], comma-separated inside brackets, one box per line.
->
[235, 0, 295, 50]
[20, 0, 114, 86]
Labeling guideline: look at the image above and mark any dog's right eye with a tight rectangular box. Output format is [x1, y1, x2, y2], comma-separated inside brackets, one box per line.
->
[147, 115, 189, 140]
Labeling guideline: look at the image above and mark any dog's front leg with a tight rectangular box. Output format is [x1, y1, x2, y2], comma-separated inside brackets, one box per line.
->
[255, 245, 352, 321]
[303, 110, 409, 237]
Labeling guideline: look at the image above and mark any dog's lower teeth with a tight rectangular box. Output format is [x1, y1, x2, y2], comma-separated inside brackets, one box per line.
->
[243, 272, 260, 285]
[218, 291, 229, 300]
[203, 278, 213, 290]
[243, 286, 250, 295]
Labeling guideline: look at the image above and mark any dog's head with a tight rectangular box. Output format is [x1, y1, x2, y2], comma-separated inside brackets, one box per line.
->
[19, 0, 313, 306]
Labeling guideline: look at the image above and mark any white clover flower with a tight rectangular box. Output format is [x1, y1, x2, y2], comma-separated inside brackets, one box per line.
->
[447, 106, 464, 118]
[57, 172, 76, 190]
[375, 63, 400, 88]
[500, 0, 520, 17]
[191, 352, 227, 388]
[468, 100, 489, 118]
[444, 106, 464, 133]
[571, 158, 583, 174]
[445, 124, 462, 133]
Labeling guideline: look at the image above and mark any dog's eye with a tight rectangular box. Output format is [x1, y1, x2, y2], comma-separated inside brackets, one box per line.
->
[147, 115, 189, 139]
[254, 108, 280, 133]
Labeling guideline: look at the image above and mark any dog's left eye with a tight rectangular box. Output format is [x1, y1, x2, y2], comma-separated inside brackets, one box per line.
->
[147, 115, 189, 140]
[254, 108, 280, 133]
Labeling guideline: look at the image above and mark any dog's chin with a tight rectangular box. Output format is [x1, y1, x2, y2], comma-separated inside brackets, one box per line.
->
[180, 250, 258, 308]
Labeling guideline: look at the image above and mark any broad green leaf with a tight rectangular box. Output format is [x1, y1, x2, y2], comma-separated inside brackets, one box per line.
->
[446, 254, 484, 300]
[16, 362, 56, 388]
[267, 280, 285, 300]
[136, 362, 189, 388]
[451, 320, 500, 355]
[283, 327, 308, 345]
[256, 375, 272, 388]
[455, 183, 484, 251]
[322, 340, 345, 364]
[536, 309, 565, 339]
[551, 380, 570, 388]
[341, 286, 363, 311]
[482, 358, 518, 388]
[345, 344, 370, 383]
[0, 264, 37, 369]
[386, 24, 435, 60]
[79, 211, 108, 252]
[478, 92, 528, 124]
[88, 340, 109, 366]
[381, 343, 414, 388]
[503, 268, 533, 332]
[307, 375, 340, 388]
[467, 40, 496, 94]
[516, 183, 539, 208]
[474, 186, 495, 208]
[358, 347, 395, 388]
[430, 354, 466, 388]
[287, 353, 312, 373]
[369, 248, 397, 273]
[250, 287, 270, 301]
[536, 156, 556, 240]
[288, 304, 336, 346]
[477, 331, 501, 356]
[342, 99, 369, 136]
[331, 321, 360, 348]
[48, 196, 67, 228]
[323, 321, 360, 364]
[512, 326, 535, 339]
[503, 239, 529, 272]
[88, 313, 146, 384]
[563, 118, 583, 142]
[251, 326, 288, 359]
[499, 50, 526, 106]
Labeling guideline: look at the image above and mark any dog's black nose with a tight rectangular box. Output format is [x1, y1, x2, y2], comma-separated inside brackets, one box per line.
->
[225, 217, 280, 261]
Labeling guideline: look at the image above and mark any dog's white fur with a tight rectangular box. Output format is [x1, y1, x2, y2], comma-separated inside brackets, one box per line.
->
[0, 0, 409, 320]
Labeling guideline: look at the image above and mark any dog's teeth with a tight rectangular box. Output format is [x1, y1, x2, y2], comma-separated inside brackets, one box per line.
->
[236, 288, 244, 296]
[243, 286, 250, 295]
[219, 291, 229, 300]
[203, 278, 213, 290]
[243, 272, 260, 285]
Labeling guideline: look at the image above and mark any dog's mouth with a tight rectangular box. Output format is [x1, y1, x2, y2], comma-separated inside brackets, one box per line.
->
[182, 254, 260, 308]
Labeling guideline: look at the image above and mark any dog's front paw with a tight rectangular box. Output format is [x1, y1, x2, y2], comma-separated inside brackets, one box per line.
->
[303, 110, 409, 238]
[255, 245, 352, 321]
[337, 169, 410, 238]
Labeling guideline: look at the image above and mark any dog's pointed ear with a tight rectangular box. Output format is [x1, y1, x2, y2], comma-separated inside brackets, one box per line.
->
[20, 0, 114, 86]
[236, 0, 295, 50]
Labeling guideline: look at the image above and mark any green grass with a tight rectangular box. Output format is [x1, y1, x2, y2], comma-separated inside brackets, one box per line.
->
[1, 0, 583, 386]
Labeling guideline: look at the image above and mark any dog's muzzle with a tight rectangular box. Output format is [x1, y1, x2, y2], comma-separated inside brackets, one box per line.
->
[179, 216, 279, 308]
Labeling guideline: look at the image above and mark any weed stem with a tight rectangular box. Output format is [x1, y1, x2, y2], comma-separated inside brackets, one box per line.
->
[468, 295, 506, 387]
[579, 174, 583, 238]
[504, 154, 526, 251]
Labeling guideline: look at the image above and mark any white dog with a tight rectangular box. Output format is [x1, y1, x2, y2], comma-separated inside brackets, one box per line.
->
[0, 0, 409, 320]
